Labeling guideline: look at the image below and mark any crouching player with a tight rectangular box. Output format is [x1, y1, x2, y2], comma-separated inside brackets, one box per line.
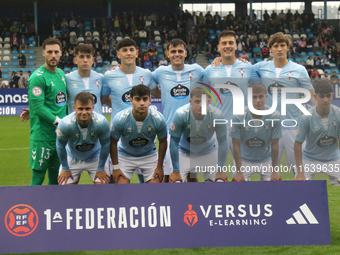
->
[295, 79, 340, 185]
[56, 92, 111, 185]
[231, 83, 282, 181]
[110, 84, 167, 183]
[169, 87, 228, 182]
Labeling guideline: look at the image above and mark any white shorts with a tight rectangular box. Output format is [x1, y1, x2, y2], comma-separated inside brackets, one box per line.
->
[164, 132, 173, 175]
[232, 160, 272, 181]
[278, 129, 304, 172]
[59, 155, 111, 184]
[179, 150, 217, 182]
[303, 159, 340, 185]
[118, 153, 157, 182]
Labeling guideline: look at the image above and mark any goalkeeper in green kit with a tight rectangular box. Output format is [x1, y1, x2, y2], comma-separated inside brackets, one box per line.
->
[28, 38, 67, 185]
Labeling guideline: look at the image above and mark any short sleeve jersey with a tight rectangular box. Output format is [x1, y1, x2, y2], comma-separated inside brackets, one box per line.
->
[295, 105, 340, 162]
[28, 65, 67, 141]
[57, 112, 110, 160]
[111, 107, 167, 157]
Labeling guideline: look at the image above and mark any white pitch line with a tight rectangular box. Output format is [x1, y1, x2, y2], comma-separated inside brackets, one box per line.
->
[0, 147, 29, 151]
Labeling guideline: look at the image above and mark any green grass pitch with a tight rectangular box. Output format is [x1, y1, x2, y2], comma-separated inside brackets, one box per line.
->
[0, 116, 339, 255]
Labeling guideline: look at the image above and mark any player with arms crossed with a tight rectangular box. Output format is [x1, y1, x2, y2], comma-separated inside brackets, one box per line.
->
[169, 87, 228, 182]
[204, 30, 258, 160]
[230, 83, 282, 181]
[56, 92, 111, 185]
[252, 32, 317, 173]
[152, 38, 205, 181]
[110, 85, 167, 184]
[28, 38, 67, 185]
[295, 79, 340, 184]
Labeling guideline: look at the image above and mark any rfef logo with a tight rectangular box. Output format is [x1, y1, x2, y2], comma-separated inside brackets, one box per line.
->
[5, 204, 39, 237]
[184, 204, 198, 227]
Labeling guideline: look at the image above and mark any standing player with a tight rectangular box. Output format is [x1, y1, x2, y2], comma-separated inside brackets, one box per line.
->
[252, 32, 317, 172]
[152, 38, 205, 181]
[56, 92, 111, 185]
[169, 87, 228, 182]
[28, 38, 67, 185]
[295, 79, 340, 184]
[204, 30, 258, 161]
[110, 85, 167, 184]
[230, 83, 282, 181]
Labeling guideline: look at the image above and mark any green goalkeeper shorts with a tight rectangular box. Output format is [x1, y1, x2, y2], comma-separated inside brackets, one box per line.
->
[29, 140, 60, 171]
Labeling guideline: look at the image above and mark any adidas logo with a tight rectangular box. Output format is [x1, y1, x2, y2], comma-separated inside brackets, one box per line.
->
[286, 203, 319, 225]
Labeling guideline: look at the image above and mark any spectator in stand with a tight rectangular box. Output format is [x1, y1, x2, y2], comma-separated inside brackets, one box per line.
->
[158, 56, 168, 66]
[206, 43, 214, 61]
[70, 35, 78, 46]
[139, 29, 147, 40]
[259, 38, 266, 49]
[95, 51, 103, 67]
[145, 18, 152, 30]
[310, 68, 320, 79]
[149, 52, 158, 67]
[324, 71, 330, 80]
[320, 54, 330, 70]
[143, 56, 152, 70]
[28, 24, 36, 37]
[77, 22, 84, 36]
[69, 17, 77, 32]
[10, 33, 19, 51]
[327, 47, 336, 64]
[314, 56, 321, 69]
[321, 38, 328, 51]
[102, 45, 112, 62]
[18, 70, 29, 88]
[1, 82, 7, 89]
[253, 43, 262, 59]
[110, 46, 117, 60]
[105, 15, 113, 33]
[261, 46, 269, 60]
[10, 23, 19, 34]
[59, 53, 68, 69]
[20, 23, 27, 37]
[331, 71, 339, 81]
[298, 37, 307, 53]
[148, 39, 156, 49]
[113, 16, 120, 36]
[189, 44, 197, 64]
[9, 72, 20, 88]
[305, 56, 314, 70]
[66, 50, 74, 69]
[93, 38, 102, 52]
[19, 35, 27, 51]
[136, 57, 143, 67]
[240, 50, 249, 61]
[18, 53, 26, 67]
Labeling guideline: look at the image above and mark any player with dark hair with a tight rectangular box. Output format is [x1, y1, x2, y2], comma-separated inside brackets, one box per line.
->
[110, 84, 167, 184]
[56, 92, 111, 185]
[230, 83, 282, 181]
[295, 79, 340, 184]
[169, 87, 228, 182]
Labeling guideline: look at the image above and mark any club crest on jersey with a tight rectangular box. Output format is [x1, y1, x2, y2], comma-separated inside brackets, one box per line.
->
[207, 123, 212, 131]
[95, 79, 100, 89]
[332, 120, 337, 129]
[296, 127, 301, 136]
[55, 91, 66, 106]
[139, 76, 145, 84]
[187, 71, 193, 80]
[170, 84, 189, 99]
[170, 122, 176, 131]
[220, 81, 238, 96]
[239, 68, 245, 78]
[268, 82, 284, 96]
[90, 131, 95, 138]
[32, 86, 42, 96]
[265, 123, 269, 133]
[287, 72, 293, 80]
[146, 126, 153, 133]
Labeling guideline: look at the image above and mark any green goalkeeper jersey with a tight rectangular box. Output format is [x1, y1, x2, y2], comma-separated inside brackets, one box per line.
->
[28, 65, 67, 141]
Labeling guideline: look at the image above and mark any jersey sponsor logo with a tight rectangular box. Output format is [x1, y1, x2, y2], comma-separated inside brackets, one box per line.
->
[32, 86, 42, 96]
[91, 93, 98, 105]
[184, 204, 198, 227]
[5, 204, 39, 237]
[316, 135, 336, 149]
[170, 84, 189, 99]
[129, 137, 149, 148]
[55, 91, 66, 106]
[187, 135, 207, 144]
[245, 137, 266, 149]
[170, 122, 176, 131]
[36, 70, 44, 76]
[121, 91, 131, 105]
[268, 82, 284, 96]
[220, 81, 238, 96]
[75, 143, 95, 151]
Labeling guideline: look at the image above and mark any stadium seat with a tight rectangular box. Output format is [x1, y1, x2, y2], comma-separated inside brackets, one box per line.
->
[204, 41, 209, 46]
[103, 61, 110, 66]
[235, 35, 239, 40]
[157, 48, 163, 54]
[0, 50, 2, 54]
[28, 50, 35, 55]
[78, 37, 84, 43]
[21, 50, 27, 54]
[85, 26, 91, 31]
[249, 58, 255, 64]
[295, 58, 302, 62]
[111, 60, 118, 66]
[3, 56, 10, 61]
[284, 29, 290, 34]
[155, 36, 161, 42]
[256, 58, 262, 63]
[20, 68, 26, 72]
[0, 56, 1, 60]
[248, 53, 252, 58]
[210, 35, 216, 41]
[93, 37, 100, 41]
[306, 28, 311, 34]
[332, 69, 339, 74]
[116, 36, 123, 42]
[72, 67, 78, 71]
[216, 30, 221, 35]
[300, 52, 307, 56]
[28, 68, 35, 72]
[11, 56, 18, 60]
[28, 43, 35, 48]
[11, 62, 18, 66]
[140, 42, 147, 47]
[300, 34, 307, 39]
[2, 74, 10, 79]
[316, 51, 323, 56]
[338, 75, 340, 79]
[154, 30, 160, 36]
[69, 31, 77, 37]
[11, 68, 18, 73]
[288, 58, 294, 62]
[28, 62, 35, 66]
[158, 54, 164, 60]
[28, 37, 35, 43]
[2, 68, 9, 73]
[54, 31, 61, 37]
[84, 21, 91, 26]
[3, 50, 10, 55]
[308, 52, 315, 57]
[292, 34, 299, 39]
[209, 59, 214, 64]
[28, 56, 35, 60]
[324, 69, 332, 74]
[63, 67, 71, 72]
[0, 38, 2, 42]
[208, 29, 215, 35]
[308, 34, 314, 39]
[96, 67, 103, 72]
[0, 44, 2, 48]
[104, 67, 110, 72]
[302, 57, 308, 62]
[92, 31, 99, 37]
[91, 67, 95, 70]
[4, 37, 10, 42]
[11, 50, 18, 54]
